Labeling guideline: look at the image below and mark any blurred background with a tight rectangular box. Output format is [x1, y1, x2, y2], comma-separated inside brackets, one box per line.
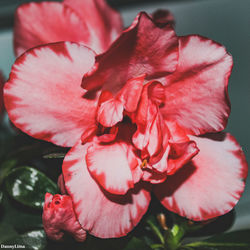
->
[0, 0, 249, 231]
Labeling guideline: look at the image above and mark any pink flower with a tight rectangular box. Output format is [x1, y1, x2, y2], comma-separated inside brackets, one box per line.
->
[4, 2, 248, 242]
[14, 0, 123, 56]
[0, 72, 5, 118]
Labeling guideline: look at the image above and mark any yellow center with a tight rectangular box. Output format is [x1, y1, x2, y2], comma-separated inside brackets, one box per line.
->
[140, 159, 147, 169]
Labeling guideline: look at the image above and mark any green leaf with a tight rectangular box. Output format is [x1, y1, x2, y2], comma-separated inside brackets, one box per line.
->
[0, 159, 18, 185]
[43, 152, 66, 159]
[0, 222, 18, 244]
[147, 218, 165, 244]
[4, 166, 58, 209]
[206, 230, 250, 244]
[124, 237, 152, 250]
[0, 190, 3, 204]
[183, 230, 250, 249]
[3, 229, 47, 250]
[0, 192, 43, 235]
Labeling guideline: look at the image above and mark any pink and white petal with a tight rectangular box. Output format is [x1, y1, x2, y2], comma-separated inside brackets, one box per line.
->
[57, 174, 67, 195]
[63, 141, 151, 238]
[97, 98, 124, 127]
[132, 126, 151, 152]
[147, 81, 165, 106]
[151, 145, 170, 173]
[97, 126, 118, 143]
[4, 42, 97, 147]
[147, 109, 170, 161]
[86, 141, 136, 195]
[154, 133, 248, 221]
[142, 168, 167, 184]
[132, 87, 158, 151]
[0, 72, 5, 116]
[161, 35, 233, 135]
[43, 193, 86, 242]
[82, 12, 178, 93]
[117, 75, 144, 113]
[64, 0, 123, 54]
[166, 120, 190, 143]
[14, 2, 90, 57]
[167, 141, 199, 175]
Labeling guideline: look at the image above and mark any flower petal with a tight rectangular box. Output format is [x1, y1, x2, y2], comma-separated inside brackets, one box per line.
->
[63, 0, 123, 54]
[63, 141, 151, 238]
[154, 133, 248, 221]
[43, 193, 86, 242]
[0, 72, 4, 116]
[57, 174, 67, 195]
[97, 91, 124, 127]
[82, 12, 178, 93]
[4, 42, 97, 147]
[97, 75, 145, 127]
[117, 75, 144, 113]
[86, 141, 139, 195]
[64, 0, 123, 53]
[161, 35, 232, 135]
[14, 2, 90, 56]
[132, 82, 169, 160]
[167, 141, 199, 175]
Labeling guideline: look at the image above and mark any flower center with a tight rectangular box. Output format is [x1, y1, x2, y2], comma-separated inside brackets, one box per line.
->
[140, 159, 148, 169]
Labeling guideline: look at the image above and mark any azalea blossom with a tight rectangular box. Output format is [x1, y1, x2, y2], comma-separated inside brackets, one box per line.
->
[4, 0, 248, 243]
[14, 0, 123, 56]
[0, 72, 5, 118]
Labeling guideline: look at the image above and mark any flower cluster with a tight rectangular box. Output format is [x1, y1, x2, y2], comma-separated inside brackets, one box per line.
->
[4, 0, 247, 241]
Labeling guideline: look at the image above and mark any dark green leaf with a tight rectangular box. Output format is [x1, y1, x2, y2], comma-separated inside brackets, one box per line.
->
[3, 229, 47, 250]
[0, 159, 18, 185]
[0, 191, 43, 234]
[43, 152, 66, 159]
[124, 237, 152, 250]
[5, 166, 58, 209]
[206, 230, 250, 244]
[0, 190, 3, 204]
[0, 222, 18, 244]
[183, 230, 250, 250]
[146, 218, 165, 244]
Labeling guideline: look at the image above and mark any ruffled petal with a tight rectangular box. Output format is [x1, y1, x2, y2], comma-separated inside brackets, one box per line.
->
[82, 12, 178, 93]
[154, 133, 248, 221]
[63, 141, 151, 238]
[0, 72, 4, 116]
[117, 75, 144, 113]
[97, 91, 124, 127]
[167, 141, 199, 175]
[14, 2, 90, 56]
[86, 141, 140, 195]
[161, 35, 232, 135]
[97, 75, 145, 127]
[64, 0, 123, 53]
[57, 174, 67, 195]
[132, 82, 169, 160]
[43, 193, 86, 242]
[4, 42, 97, 147]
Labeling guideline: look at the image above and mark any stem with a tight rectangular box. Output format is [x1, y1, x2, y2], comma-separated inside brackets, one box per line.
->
[164, 224, 186, 250]
[147, 220, 165, 245]
[150, 244, 165, 249]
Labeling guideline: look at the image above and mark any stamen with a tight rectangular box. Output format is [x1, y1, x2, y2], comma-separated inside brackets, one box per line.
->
[140, 159, 147, 169]
[157, 213, 168, 231]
